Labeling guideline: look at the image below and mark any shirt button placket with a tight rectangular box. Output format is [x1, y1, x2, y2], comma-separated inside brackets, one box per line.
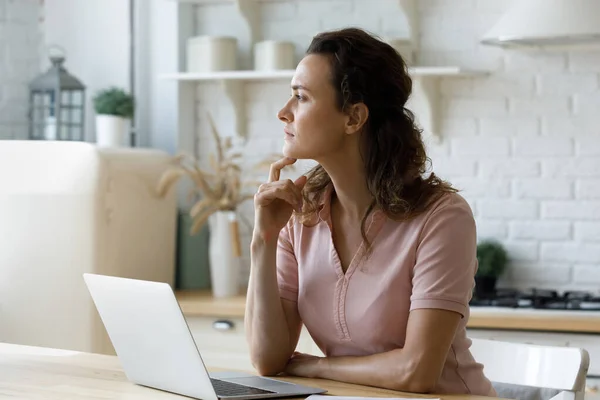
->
[337, 276, 351, 341]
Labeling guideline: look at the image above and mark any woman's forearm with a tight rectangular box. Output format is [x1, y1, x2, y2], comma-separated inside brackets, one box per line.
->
[245, 236, 295, 376]
[318, 348, 439, 394]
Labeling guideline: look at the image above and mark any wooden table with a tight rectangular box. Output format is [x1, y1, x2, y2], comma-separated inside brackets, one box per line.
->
[0, 342, 500, 400]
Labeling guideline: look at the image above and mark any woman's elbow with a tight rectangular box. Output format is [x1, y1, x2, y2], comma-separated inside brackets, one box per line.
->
[250, 354, 288, 377]
[254, 364, 283, 377]
[391, 357, 440, 393]
[401, 378, 437, 394]
[387, 373, 436, 394]
[253, 364, 284, 377]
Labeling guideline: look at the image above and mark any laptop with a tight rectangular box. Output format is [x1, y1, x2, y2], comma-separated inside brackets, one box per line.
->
[83, 273, 327, 400]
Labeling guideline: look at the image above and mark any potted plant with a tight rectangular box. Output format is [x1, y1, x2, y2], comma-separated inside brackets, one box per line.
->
[475, 240, 508, 298]
[93, 87, 134, 147]
[156, 112, 285, 297]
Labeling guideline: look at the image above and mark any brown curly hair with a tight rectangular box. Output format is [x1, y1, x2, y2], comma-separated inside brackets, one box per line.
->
[296, 27, 457, 250]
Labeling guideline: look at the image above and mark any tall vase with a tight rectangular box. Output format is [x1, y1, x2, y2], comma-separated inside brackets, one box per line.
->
[208, 211, 241, 298]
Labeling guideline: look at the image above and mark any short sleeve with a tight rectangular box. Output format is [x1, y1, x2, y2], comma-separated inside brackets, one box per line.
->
[409, 195, 477, 318]
[276, 222, 299, 302]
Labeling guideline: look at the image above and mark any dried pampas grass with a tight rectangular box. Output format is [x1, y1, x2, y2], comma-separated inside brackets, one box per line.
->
[156, 112, 286, 235]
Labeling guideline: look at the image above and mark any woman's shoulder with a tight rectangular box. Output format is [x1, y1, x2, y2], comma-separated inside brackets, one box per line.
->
[428, 191, 474, 216]
[393, 191, 474, 230]
[416, 191, 476, 235]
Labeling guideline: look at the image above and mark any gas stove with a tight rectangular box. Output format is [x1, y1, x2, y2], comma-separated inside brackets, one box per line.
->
[469, 288, 600, 311]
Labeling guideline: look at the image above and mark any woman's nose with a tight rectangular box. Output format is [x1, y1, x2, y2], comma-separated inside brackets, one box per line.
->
[277, 101, 293, 123]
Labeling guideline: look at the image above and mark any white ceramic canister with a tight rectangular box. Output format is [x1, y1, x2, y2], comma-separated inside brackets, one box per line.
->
[187, 35, 238, 73]
[254, 40, 296, 71]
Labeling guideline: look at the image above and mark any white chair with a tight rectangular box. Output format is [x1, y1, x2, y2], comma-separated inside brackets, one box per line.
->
[470, 338, 590, 400]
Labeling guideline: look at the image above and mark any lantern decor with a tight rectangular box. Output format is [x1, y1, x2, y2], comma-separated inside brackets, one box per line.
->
[28, 49, 86, 141]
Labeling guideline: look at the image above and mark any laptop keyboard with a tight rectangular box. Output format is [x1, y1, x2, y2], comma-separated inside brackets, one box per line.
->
[210, 378, 276, 397]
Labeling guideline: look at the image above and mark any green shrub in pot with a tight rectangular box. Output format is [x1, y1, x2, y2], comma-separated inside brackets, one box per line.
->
[93, 87, 135, 118]
[92, 87, 135, 147]
[475, 240, 508, 298]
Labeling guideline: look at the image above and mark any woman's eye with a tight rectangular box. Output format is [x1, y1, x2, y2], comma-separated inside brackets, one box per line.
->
[290, 92, 306, 102]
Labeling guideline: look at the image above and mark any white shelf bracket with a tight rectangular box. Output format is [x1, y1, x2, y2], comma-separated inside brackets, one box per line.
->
[407, 76, 441, 144]
[221, 80, 247, 139]
[398, 0, 419, 48]
[235, 0, 260, 69]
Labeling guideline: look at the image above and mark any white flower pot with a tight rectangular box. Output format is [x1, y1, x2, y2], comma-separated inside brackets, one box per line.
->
[96, 115, 129, 147]
[208, 211, 241, 298]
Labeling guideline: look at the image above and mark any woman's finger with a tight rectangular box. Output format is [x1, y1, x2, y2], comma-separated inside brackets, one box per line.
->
[268, 157, 297, 182]
[283, 179, 303, 206]
[255, 186, 299, 210]
[257, 180, 303, 207]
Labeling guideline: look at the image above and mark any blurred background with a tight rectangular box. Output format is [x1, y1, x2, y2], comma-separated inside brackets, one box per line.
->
[1, 0, 600, 396]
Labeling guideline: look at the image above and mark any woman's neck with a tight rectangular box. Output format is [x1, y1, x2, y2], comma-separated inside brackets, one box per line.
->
[319, 149, 373, 222]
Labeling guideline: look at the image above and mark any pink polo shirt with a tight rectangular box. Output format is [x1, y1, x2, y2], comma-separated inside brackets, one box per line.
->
[276, 185, 495, 396]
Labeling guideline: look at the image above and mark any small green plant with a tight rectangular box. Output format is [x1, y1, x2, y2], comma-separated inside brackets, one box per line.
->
[93, 87, 135, 118]
[476, 240, 508, 278]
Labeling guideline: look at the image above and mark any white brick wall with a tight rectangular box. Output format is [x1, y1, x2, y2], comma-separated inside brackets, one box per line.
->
[575, 222, 600, 242]
[513, 137, 574, 157]
[0, 0, 43, 140]
[513, 178, 573, 200]
[193, 0, 600, 290]
[509, 221, 572, 241]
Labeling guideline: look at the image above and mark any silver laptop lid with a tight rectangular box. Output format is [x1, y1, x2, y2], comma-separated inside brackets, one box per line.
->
[83, 273, 218, 400]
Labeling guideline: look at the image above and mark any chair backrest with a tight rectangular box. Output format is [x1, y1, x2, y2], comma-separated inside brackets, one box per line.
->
[470, 338, 590, 400]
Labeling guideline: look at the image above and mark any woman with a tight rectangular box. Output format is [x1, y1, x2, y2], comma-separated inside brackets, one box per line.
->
[244, 27, 495, 396]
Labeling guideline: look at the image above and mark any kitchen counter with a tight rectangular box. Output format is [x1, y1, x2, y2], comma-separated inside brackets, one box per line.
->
[176, 290, 247, 318]
[175, 290, 600, 334]
[468, 307, 600, 334]
[467, 307, 600, 333]
[0, 342, 500, 400]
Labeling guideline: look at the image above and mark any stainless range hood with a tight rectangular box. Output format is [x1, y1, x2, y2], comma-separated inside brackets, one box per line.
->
[481, 0, 600, 49]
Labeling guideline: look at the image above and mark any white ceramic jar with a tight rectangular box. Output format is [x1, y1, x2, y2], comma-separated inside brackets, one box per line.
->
[254, 40, 296, 71]
[187, 35, 238, 73]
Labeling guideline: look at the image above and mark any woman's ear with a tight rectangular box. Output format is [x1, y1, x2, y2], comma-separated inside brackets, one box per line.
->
[345, 102, 369, 135]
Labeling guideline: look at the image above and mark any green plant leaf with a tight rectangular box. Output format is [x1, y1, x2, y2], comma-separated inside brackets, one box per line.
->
[93, 87, 135, 118]
[476, 240, 508, 278]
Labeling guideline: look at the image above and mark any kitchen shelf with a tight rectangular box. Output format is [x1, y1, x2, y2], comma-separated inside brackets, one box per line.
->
[159, 69, 295, 81]
[159, 67, 485, 81]
[163, 0, 490, 143]
[166, 0, 255, 3]
[161, 67, 487, 140]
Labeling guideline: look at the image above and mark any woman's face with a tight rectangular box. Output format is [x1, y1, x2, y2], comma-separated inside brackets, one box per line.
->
[277, 54, 350, 161]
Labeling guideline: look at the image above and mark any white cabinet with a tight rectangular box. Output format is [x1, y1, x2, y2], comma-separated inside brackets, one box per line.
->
[187, 316, 253, 371]
[586, 377, 600, 400]
[185, 315, 323, 372]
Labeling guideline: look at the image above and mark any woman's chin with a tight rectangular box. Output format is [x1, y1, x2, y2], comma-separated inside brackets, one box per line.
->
[283, 141, 320, 160]
[282, 143, 302, 159]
